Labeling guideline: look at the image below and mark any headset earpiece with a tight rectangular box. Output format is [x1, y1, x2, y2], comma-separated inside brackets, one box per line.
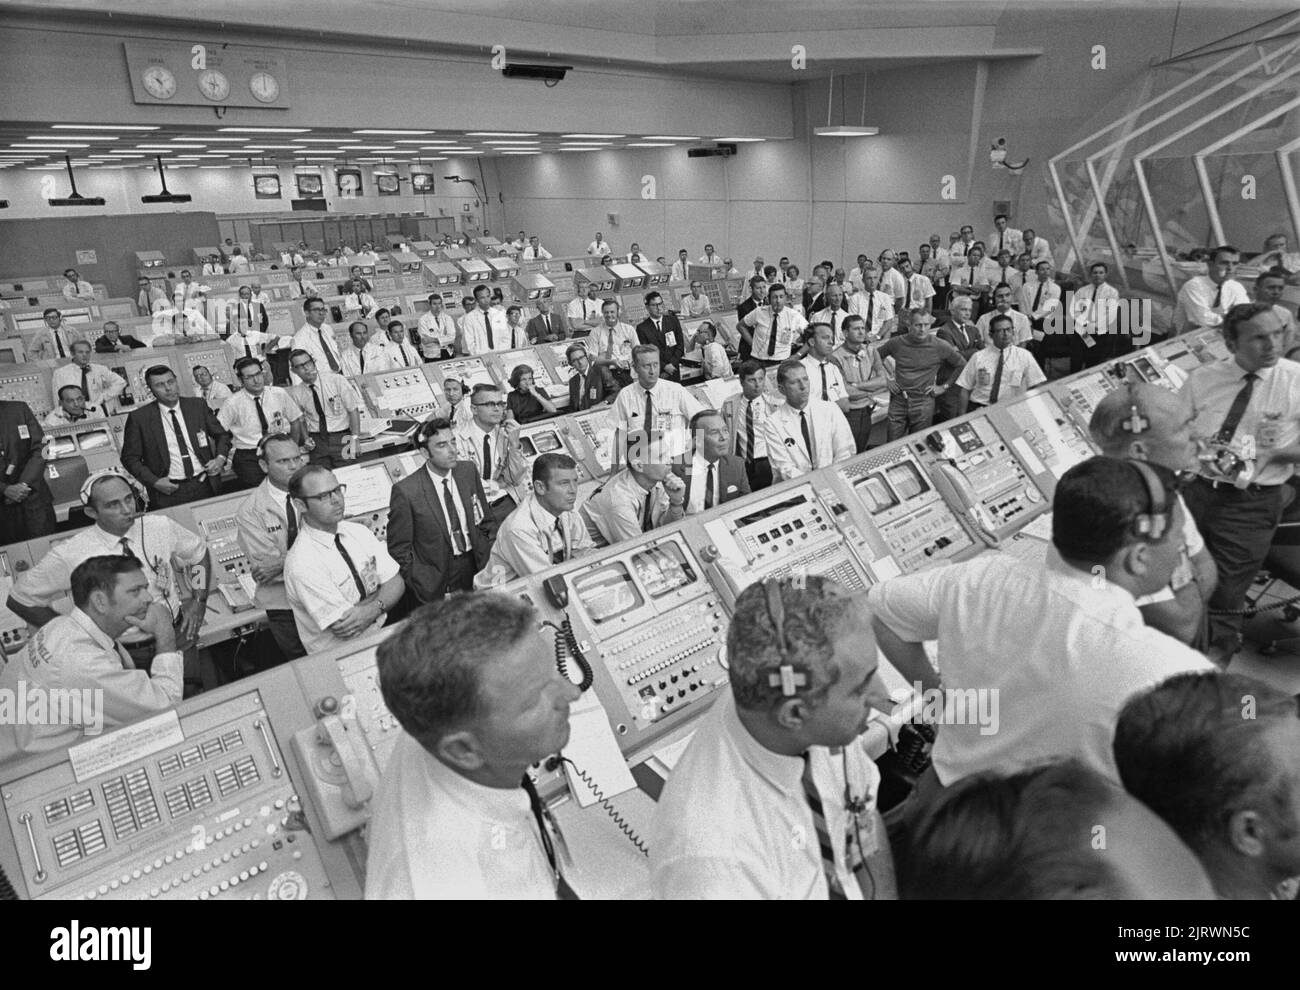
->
[763, 578, 809, 698]
[1127, 459, 1169, 542]
[1121, 379, 1150, 435]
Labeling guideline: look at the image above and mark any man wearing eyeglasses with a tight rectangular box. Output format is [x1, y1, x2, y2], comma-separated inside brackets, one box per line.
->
[234, 434, 310, 663]
[680, 281, 711, 319]
[453, 384, 528, 526]
[218, 357, 306, 489]
[286, 349, 360, 469]
[475, 452, 594, 588]
[291, 297, 345, 381]
[283, 464, 404, 655]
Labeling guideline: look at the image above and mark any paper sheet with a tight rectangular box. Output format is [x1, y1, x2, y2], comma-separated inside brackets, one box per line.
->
[1018, 510, 1055, 542]
[561, 691, 637, 807]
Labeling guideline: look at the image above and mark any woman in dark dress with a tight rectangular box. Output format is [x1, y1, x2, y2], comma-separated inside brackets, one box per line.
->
[506, 364, 557, 424]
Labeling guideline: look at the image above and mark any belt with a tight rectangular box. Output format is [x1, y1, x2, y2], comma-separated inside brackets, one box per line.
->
[1194, 475, 1282, 494]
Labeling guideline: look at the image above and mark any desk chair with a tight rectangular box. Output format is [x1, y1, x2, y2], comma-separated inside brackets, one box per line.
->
[1241, 491, 1300, 654]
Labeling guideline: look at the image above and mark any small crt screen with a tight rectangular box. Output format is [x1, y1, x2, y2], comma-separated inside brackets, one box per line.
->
[856, 475, 898, 514]
[632, 542, 696, 598]
[574, 563, 644, 624]
[885, 461, 928, 501]
[521, 431, 562, 457]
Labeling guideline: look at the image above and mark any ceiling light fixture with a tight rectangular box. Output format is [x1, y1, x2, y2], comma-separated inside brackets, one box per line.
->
[48, 155, 106, 206]
[353, 129, 434, 135]
[51, 124, 158, 131]
[141, 155, 192, 203]
[641, 136, 697, 141]
[218, 127, 311, 134]
[562, 133, 625, 139]
[466, 131, 537, 137]
[814, 72, 880, 138]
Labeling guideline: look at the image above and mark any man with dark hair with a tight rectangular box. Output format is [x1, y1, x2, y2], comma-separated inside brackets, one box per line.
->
[611, 344, 703, 461]
[95, 320, 146, 354]
[122, 364, 231, 506]
[895, 759, 1215, 900]
[740, 282, 808, 367]
[44, 384, 103, 426]
[234, 434, 309, 663]
[417, 293, 458, 360]
[1180, 302, 1300, 659]
[636, 290, 685, 381]
[1252, 267, 1299, 358]
[673, 409, 750, 515]
[762, 358, 856, 480]
[291, 296, 344, 376]
[1175, 244, 1249, 333]
[955, 312, 1045, 412]
[651, 576, 896, 898]
[0, 555, 184, 765]
[525, 295, 569, 345]
[52, 340, 126, 412]
[476, 452, 593, 587]
[834, 316, 888, 452]
[461, 283, 514, 355]
[735, 275, 768, 362]
[1114, 671, 1300, 899]
[365, 593, 582, 898]
[721, 360, 777, 491]
[0, 399, 56, 544]
[565, 343, 608, 411]
[388, 417, 494, 603]
[30, 307, 73, 361]
[453, 381, 527, 524]
[581, 430, 687, 546]
[869, 456, 1212, 787]
[219, 357, 305, 488]
[287, 348, 359, 469]
[283, 464, 404, 653]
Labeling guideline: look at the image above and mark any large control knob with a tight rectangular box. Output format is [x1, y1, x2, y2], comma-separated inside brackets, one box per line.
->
[268, 870, 309, 901]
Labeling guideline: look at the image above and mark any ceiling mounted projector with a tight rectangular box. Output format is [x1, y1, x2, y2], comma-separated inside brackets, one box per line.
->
[141, 155, 192, 204]
[48, 155, 106, 207]
[502, 62, 571, 83]
[687, 144, 737, 158]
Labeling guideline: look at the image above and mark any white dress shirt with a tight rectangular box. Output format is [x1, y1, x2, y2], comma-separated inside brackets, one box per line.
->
[949, 259, 999, 295]
[1183, 356, 1300, 486]
[1069, 282, 1123, 335]
[984, 226, 1023, 258]
[975, 307, 1035, 346]
[283, 520, 399, 654]
[680, 293, 711, 318]
[51, 363, 126, 408]
[522, 245, 553, 260]
[762, 398, 856, 480]
[218, 385, 302, 450]
[900, 273, 936, 311]
[801, 355, 848, 404]
[224, 329, 275, 367]
[474, 495, 593, 588]
[289, 372, 359, 434]
[683, 452, 723, 515]
[722, 392, 777, 461]
[340, 341, 392, 378]
[344, 291, 377, 315]
[199, 380, 233, 412]
[956, 344, 1046, 405]
[876, 267, 907, 302]
[650, 692, 882, 899]
[867, 553, 1213, 786]
[460, 306, 516, 354]
[234, 478, 297, 611]
[44, 402, 106, 426]
[1174, 275, 1249, 332]
[365, 732, 560, 899]
[154, 398, 208, 480]
[587, 321, 639, 370]
[0, 608, 183, 766]
[566, 295, 602, 326]
[611, 379, 704, 454]
[580, 468, 675, 545]
[1024, 235, 1052, 263]
[385, 338, 421, 369]
[742, 306, 808, 362]
[10, 517, 206, 620]
[417, 311, 457, 358]
[847, 291, 896, 340]
[810, 306, 851, 347]
[292, 322, 346, 375]
[453, 423, 526, 492]
[671, 260, 690, 282]
[62, 279, 96, 301]
[1020, 278, 1062, 320]
[587, 240, 612, 256]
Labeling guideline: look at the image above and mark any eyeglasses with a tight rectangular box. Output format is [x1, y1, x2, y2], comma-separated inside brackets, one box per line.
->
[472, 400, 507, 409]
[290, 360, 316, 372]
[300, 484, 347, 502]
[270, 453, 308, 467]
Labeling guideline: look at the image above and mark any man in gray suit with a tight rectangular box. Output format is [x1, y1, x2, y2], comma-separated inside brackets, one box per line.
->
[386, 417, 495, 604]
[672, 409, 751, 514]
[525, 297, 570, 344]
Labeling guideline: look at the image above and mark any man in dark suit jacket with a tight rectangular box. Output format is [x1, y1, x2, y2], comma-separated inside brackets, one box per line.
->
[525, 297, 569, 345]
[636, 290, 686, 382]
[672, 409, 752, 514]
[933, 297, 983, 422]
[0, 400, 56, 544]
[121, 364, 232, 508]
[387, 417, 494, 604]
[736, 276, 768, 362]
[566, 343, 608, 411]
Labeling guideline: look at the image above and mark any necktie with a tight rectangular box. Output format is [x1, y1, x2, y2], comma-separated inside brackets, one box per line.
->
[482, 434, 492, 481]
[552, 516, 567, 563]
[1032, 281, 1044, 311]
[766, 312, 778, 357]
[243, 335, 253, 359]
[1214, 373, 1258, 444]
[866, 293, 874, 329]
[643, 387, 654, 431]
[1212, 282, 1223, 310]
[285, 495, 298, 549]
[802, 754, 847, 900]
[820, 363, 829, 401]
[968, 264, 975, 287]
[310, 385, 328, 433]
[745, 399, 756, 461]
[988, 348, 1006, 405]
[334, 533, 368, 599]
[120, 537, 137, 561]
[485, 311, 494, 350]
[998, 232, 1004, 254]
[54, 331, 66, 358]
[904, 279, 912, 310]
[359, 348, 366, 373]
[641, 490, 655, 532]
[521, 774, 579, 900]
[170, 409, 195, 478]
[318, 330, 340, 373]
[800, 410, 815, 467]
[80, 367, 90, 403]
[704, 462, 716, 511]
[254, 396, 269, 436]
[543, 315, 550, 337]
[443, 479, 468, 554]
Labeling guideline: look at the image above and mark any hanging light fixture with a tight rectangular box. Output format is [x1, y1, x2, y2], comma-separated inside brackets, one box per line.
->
[48, 154, 106, 206]
[141, 155, 192, 203]
[814, 71, 880, 138]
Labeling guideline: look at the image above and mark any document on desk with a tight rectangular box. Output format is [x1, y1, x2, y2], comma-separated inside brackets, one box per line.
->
[562, 691, 637, 807]
[334, 463, 393, 515]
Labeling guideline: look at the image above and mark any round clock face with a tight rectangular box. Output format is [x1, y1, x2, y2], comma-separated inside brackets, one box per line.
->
[198, 69, 231, 102]
[249, 71, 280, 103]
[142, 65, 177, 100]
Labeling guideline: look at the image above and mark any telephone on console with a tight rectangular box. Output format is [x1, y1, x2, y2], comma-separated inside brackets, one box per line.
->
[290, 695, 382, 841]
[925, 432, 999, 547]
[542, 576, 593, 692]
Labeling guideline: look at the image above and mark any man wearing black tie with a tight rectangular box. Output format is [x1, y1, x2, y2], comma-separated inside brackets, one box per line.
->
[736, 276, 768, 361]
[121, 365, 232, 508]
[674, 409, 750, 515]
[934, 297, 983, 422]
[30, 308, 74, 362]
[526, 297, 569, 344]
[636, 291, 686, 382]
[566, 343, 608, 411]
[721, 360, 777, 491]
[384, 320, 421, 369]
[0, 399, 56, 544]
[387, 418, 494, 604]
[580, 431, 687, 546]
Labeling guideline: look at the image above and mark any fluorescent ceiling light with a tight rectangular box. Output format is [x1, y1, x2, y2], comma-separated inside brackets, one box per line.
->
[423, 156, 448, 161]
[559, 148, 600, 152]
[355, 145, 396, 151]
[296, 138, 359, 144]
[219, 127, 311, 134]
[626, 142, 674, 148]
[242, 145, 307, 150]
[394, 139, 440, 145]
[107, 152, 147, 156]
[718, 137, 765, 142]
[52, 124, 158, 131]
[199, 165, 233, 169]
[26, 135, 118, 142]
[19, 143, 89, 149]
[138, 144, 204, 150]
[499, 151, 539, 155]
[417, 140, 459, 145]
[353, 129, 433, 135]
[175, 155, 203, 159]
[175, 136, 246, 142]
[467, 131, 537, 137]
[483, 140, 539, 146]
[813, 126, 880, 137]
[641, 136, 696, 141]
[562, 133, 624, 139]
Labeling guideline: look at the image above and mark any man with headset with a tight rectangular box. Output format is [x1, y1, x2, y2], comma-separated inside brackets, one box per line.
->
[1088, 381, 1218, 645]
[868, 456, 1212, 790]
[6, 468, 212, 650]
[651, 575, 898, 899]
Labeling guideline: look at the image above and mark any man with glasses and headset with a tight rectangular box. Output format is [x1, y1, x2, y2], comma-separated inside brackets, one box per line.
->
[283, 464, 404, 655]
[453, 383, 528, 528]
[219, 357, 306, 489]
[286, 349, 360, 469]
[651, 574, 897, 899]
[235, 434, 311, 663]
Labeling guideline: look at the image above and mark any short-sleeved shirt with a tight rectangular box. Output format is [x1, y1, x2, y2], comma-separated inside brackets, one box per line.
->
[955, 344, 1046, 404]
[217, 385, 302, 450]
[288, 372, 359, 434]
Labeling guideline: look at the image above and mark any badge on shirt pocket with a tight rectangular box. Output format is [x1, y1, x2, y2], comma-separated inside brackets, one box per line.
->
[665, 330, 677, 346]
[196, 433, 210, 449]
[17, 425, 29, 440]
[361, 556, 379, 594]
[588, 387, 598, 400]
[472, 494, 486, 525]
[1260, 414, 1282, 448]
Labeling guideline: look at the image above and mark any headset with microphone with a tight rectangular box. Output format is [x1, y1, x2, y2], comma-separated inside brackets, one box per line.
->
[80, 466, 149, 514]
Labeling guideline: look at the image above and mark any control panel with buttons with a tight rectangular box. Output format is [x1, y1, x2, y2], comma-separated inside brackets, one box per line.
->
[0, 689, 338, 900]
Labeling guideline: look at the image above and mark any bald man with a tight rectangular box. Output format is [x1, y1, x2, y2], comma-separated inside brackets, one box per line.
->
[1087, 382, 1217, 645]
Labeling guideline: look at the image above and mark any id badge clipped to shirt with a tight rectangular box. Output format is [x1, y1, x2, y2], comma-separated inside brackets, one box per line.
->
[360, 556, 379, 595]
[1259, 414, 1282, 449]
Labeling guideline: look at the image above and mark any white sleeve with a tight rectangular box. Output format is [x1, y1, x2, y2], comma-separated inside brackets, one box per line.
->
[167, 518, 208, 567]
[829, 405, 856, 462]
[866, 567, 953, 642]
[285, 553, 353, 631]
[762, 415, 797, 481]
[955, 355, 979, 391]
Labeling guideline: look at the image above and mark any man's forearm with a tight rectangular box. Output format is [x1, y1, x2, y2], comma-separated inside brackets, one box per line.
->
[6, 596, 58, 628]
[872, 618, 940, 692]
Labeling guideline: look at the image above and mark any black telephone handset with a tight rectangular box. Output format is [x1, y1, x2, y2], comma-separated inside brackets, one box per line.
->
[541, 576, 592, 692]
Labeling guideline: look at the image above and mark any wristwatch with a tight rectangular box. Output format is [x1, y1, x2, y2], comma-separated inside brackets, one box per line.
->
[375, 599, 388, 615]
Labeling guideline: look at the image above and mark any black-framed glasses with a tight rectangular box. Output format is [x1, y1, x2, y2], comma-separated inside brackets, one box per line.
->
[300, 484, 347, 502]
[473, 400, 507, 408]
[290, 359, 317, 372]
